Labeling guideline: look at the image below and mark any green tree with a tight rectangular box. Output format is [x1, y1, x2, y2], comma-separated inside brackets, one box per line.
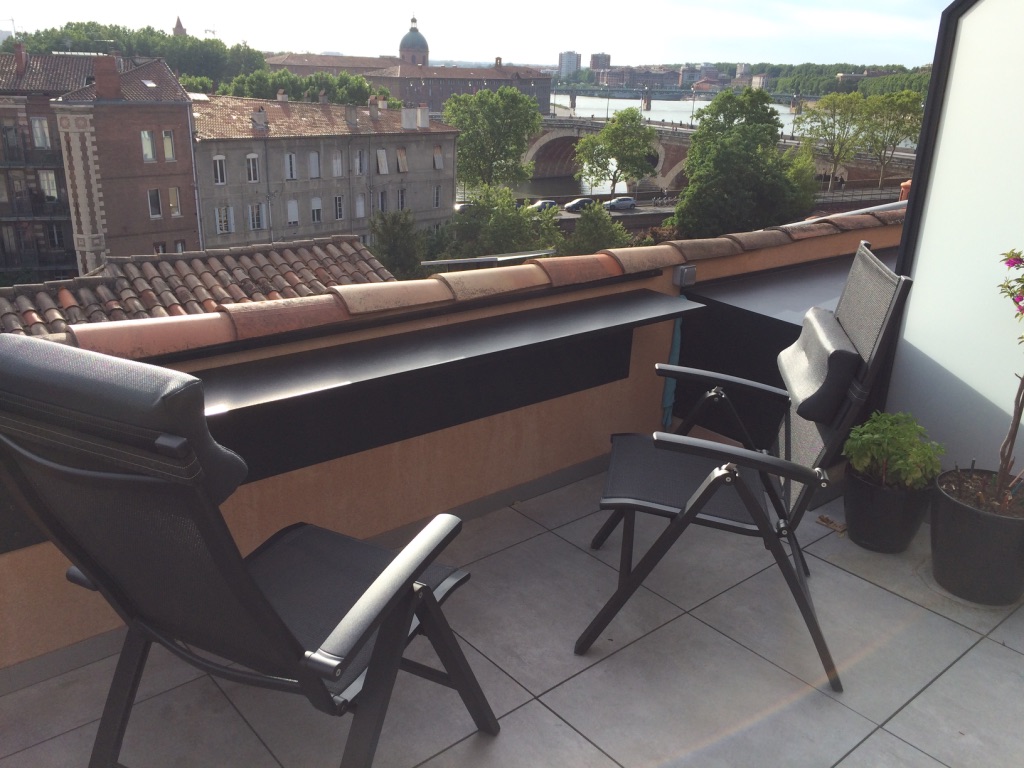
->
[442, 87, 542, 188]
[560, 204, 630, 255]
[795, 91, 865, 190]
[860, 91, 924, 187]
[178, 74, 214, 93]
[370, 210, 424, 280]
[225, 43, 267, 79]
[669, 89, 814, 239]
[574, 107, 657, 194]
[446, 185, 562, 259]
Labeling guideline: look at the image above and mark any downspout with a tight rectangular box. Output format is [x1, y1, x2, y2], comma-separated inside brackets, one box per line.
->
[187, 102, 205, 250]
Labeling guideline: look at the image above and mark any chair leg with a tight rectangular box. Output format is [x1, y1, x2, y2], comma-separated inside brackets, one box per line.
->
[89, 628, 151, 768]
[590, 509, 624, 550]
[618, 509, 635, 587]
[732, 480, 843, 693]
[340, 591, 418, 768]
[575, 468, 732, 655]
[415, 586, 500, 736]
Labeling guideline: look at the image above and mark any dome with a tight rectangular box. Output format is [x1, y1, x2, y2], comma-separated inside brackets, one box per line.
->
[400, 17, 428, 51]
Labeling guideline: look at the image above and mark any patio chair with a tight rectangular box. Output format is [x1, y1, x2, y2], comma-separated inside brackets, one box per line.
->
[575, 242, 911, 693]
[0, 334, 499, 768]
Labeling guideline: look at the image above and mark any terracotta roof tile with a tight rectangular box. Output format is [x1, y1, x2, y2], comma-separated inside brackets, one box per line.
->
[0, 234, 392, 336]
[723, 230, 793, 251]
[219, 295, 348, 340]
[0, 51, 98, 94]
[59, 58, 189, 103]
[871, 207, 907, 226]
[430, 264, 550, 302]
[769, 220, 842, 241]
[822, 214, 884, 232]
[330, 280, 455, 316]
[669, 238, 744, 261]
[527, 254, 624, 287]
[602, 243, 688, 271]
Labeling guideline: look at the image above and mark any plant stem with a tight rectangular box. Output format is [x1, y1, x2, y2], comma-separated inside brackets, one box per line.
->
[997, 373, 1024, 501]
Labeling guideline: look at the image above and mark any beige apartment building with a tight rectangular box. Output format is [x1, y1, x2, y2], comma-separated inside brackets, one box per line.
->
[191, 94, 458, 248]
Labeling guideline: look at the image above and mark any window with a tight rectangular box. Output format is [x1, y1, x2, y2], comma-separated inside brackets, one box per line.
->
[284, 153, 297, 180]
[433, 145, 444, 170]
[48, 223, 65, 249]
[354, 149, 365, 175]
[246, 153, 259, 183]
[153, 242, 167, 254]
[376, 149, 389, 175]
[31, 117, 50, 149]
[286, 199, 299, 226]
[248, 202, 266, 230]
[141, 130, 156, 162]
[174, 239, 186, 253]
[215, 206, 234, 234]
[378, 190, 387, 212]
[311, 196, 322, 223]
[168, 186, 181, 217]
[37, 170, 58, 201]
[162, 130, 175, 161]
[213, 155, 226, 185]
[308, 151, 320, 179]
[397, 188, 406, 211]
[396, 147, 409, 173]
[433, 185, 441, 208]
[355, 193, 365, 218]
[334, 195, 345, 220]
[332, 149, 344, 177]
[148, 188, 162, 218]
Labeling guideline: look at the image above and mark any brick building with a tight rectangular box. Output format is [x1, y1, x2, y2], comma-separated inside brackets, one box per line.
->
[191, 94, 458, 247]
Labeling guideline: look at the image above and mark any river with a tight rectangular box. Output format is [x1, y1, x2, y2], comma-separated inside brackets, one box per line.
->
[514, 94, 802, 199]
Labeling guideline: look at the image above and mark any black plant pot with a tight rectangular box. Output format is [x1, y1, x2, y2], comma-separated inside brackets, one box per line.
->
[931, 469, 1024, 605]
[844, 470, 930, 553]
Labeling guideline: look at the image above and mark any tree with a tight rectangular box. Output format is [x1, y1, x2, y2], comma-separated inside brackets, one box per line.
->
[860, 91, 924, 187]
[560, 203, 630, 255]
[370, 210, 424, 280]
[445, 185, 562, 259]
[178, 74, 214, 93]
[442, 87, 542, 188]
[574, 107, 656, 194]
[795, 91, 865, 190]
[669, 89, 814, 239]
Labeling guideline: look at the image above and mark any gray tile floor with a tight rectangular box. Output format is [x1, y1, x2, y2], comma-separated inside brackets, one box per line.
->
[3, 472, 1023, 767]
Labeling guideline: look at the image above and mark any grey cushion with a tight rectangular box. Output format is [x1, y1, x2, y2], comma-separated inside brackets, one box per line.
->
[0, 334, 246, 504]
[777, 307, 861, 424]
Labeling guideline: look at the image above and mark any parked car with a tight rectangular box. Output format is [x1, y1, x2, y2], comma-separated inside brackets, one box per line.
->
[563, 197, 595, 212]
[603, 196, 636, 210]
[453, 202, 475, 213]
[527, 199, 558, 212]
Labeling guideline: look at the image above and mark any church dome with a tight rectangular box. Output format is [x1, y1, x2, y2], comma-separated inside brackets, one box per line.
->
[400, 17, 429, 65]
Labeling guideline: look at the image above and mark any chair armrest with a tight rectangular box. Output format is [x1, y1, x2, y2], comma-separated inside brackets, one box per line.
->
[652, 431, 828, 488]
[304, 513, 462, 679]
[655, 364, 790, 401]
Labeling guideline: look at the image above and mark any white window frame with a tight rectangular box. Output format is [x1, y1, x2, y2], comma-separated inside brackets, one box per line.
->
[354, 149, 365, 176]
[355, 193, 365, 218]
[433, 185, 441, 208]
[213, 155, 226, 185]
[334, 195, 345, 220]
[332, 149, 344, 177]
[48, 222, 65, 249]
[433, 145, 444, 170]
[311, 196, 322, 223]
[215, 206, 234, 234]
[246, 153, 259, 183]
[31, 117, 50, 149]
[162, 130, 175, 161]
[148, 188, 162, 218]
[37, 170, 58, 201]
[397, 188, 406, 211]
[248, 202, 266, 230]
[285, 153, 297, 180]
[286, 199, 299, 226]
[309, 151, 320, 179]
[378, 190, 387, 212]
[141, 130, 156, 162]
[168, 186, 181, 217]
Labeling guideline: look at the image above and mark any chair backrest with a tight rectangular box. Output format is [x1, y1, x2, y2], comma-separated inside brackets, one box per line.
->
[774, 242, 911, 523]
[0, 335, 304, 680]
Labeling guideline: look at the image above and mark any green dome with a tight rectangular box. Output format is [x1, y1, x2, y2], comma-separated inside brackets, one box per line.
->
[400, 17, 429, 53]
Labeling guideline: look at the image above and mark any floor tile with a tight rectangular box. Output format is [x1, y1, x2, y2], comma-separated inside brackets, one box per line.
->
[421, 700, 618, 768]
[556, 509, 776, 610]
[443, 532, 682, 695]
[542, 614, 873, 768]
[988, 602, 1024, 654]
[886, 639, 1024, 768]
[440, 506, 545, 567]
[220, 634, 530, 768]
[512, 473, 606, 529]
[690, 555, 980, 723]
[836, 729, 947, 767]
[808, 523, 1022, 634]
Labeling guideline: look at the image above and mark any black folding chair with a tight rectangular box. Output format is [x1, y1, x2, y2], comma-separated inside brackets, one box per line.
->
[0, 334, 498, 768]
[575, 242, 911, 693]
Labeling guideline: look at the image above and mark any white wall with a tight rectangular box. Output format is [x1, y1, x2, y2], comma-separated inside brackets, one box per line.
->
[888, 0, 1024, 468]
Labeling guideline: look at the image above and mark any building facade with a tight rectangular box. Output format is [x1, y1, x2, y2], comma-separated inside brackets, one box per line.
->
[590, 53, 611, 70]
[558, 52, 582, 79]
[191, 94, 458, 248]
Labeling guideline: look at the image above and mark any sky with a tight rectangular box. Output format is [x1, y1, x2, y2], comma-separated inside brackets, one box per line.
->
[3, 1, 946, 69]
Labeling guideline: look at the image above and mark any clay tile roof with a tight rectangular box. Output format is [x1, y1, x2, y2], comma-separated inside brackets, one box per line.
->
[192, 94, 456, 141]
[0, 51, 99, 94]
[0, 234, 393, 335]
[58, 58, 189, 103]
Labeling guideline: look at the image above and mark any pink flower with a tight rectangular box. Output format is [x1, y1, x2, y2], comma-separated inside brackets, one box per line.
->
[1006, 257, 1024, 268]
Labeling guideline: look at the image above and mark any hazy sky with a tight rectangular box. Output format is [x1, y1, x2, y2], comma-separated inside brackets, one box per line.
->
[5, 1, 946, 68]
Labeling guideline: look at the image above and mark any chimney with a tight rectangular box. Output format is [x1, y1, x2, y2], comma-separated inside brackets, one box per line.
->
[277, 89, 288, 102]
[345, 103, 358, 128]
[368, 95, 379, 120]
[378, 98, 388, 111]
[417, 103, 430, 129]
[14, 43, 27, 77]
[94, 56, 121, 100]
[401, 106, 417, 130]
[251, 107, 268, 129]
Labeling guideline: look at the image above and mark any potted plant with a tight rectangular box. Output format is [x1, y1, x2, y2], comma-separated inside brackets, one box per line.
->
[931, 249, 1024, 604]
[842, 411, 944, 553]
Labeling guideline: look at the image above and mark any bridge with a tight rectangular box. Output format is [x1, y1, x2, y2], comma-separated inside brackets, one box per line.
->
[524, 116, 918, 194]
